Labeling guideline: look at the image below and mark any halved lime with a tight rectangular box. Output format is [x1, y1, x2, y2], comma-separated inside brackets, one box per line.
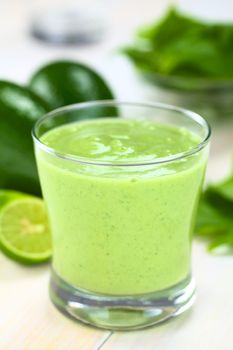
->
[0, 197, 52, 264]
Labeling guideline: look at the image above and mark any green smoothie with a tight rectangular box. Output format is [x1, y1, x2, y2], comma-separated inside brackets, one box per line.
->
[36, 118, 207, 295]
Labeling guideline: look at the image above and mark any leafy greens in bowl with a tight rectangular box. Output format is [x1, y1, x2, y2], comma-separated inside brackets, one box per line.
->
[122, 8, 233, 120]
[123, 7, 233, 83]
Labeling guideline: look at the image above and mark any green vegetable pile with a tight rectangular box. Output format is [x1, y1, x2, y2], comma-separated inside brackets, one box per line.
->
[196, 173, 233, 253]
[123, 7, 233, 79]
[0, 60, 115, 196]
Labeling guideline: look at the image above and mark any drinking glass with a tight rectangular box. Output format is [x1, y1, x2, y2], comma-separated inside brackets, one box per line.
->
[32, 101, 211, 330]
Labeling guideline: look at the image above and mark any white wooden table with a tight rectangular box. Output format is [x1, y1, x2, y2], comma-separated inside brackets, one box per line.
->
[1, 0, 233, 348]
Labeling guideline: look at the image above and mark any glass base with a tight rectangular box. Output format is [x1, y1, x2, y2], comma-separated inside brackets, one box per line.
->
[50, 270, 196, 330]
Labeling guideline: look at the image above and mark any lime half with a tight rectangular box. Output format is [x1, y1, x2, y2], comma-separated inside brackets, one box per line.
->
[0, 197, 52, 264]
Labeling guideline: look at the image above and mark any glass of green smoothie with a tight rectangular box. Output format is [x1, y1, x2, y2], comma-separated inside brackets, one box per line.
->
[32, 101, 211, 330]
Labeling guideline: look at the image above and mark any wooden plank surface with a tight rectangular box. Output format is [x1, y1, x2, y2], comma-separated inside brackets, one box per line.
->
[0, 254, 109, 350]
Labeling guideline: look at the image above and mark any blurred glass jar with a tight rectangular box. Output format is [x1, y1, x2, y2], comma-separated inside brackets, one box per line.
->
[144, 73, 233, 123]
[28, 0, 108, 45]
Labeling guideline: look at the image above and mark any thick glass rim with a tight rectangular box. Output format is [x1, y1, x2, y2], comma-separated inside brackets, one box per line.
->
[32, 100, 211, 167]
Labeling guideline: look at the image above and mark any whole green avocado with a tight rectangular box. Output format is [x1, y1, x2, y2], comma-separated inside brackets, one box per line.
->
[29, 60, 115, 113]
[0, 81, 50, 195]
